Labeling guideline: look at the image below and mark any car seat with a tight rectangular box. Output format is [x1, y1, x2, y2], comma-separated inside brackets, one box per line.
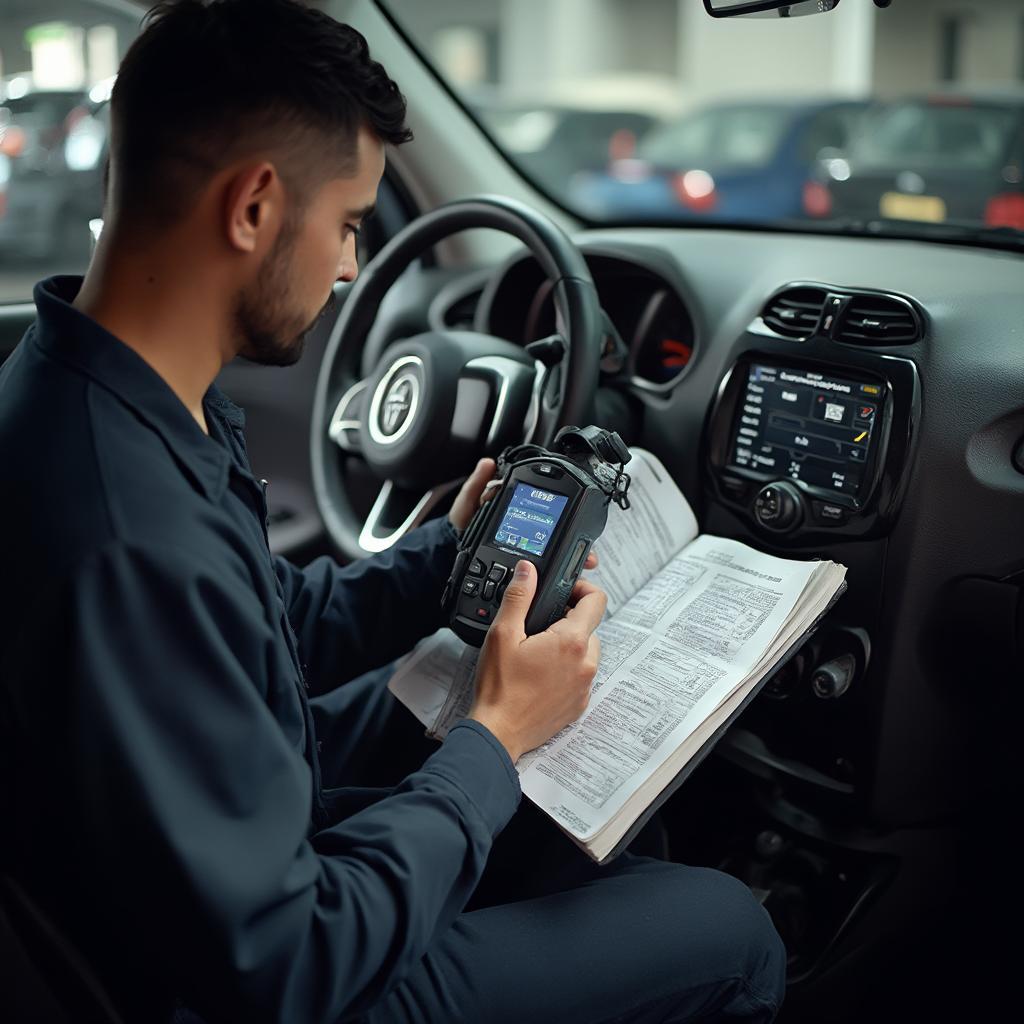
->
[0, 872, 125, 1023]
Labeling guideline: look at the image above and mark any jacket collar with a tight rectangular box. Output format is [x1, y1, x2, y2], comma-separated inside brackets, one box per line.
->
[32, 276, 245, 502]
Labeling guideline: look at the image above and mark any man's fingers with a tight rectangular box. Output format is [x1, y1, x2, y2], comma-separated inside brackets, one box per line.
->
[481, 477, 503, 504]
[554, 585, 607, 637]
[449, 458, 497, 531]
[584, 551, 599, 570]
[491, 560, 537, 638]
[568, 576, 603, 606]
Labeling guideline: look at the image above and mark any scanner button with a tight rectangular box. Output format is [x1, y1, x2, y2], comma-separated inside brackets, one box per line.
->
[473, 605, 492, 622]
[462, 578, 480, 596]
[487, 564, 508, 584]
[468, 558, 485, 577]
[483, 580, 496, 601]
[566, 539, 588, 581]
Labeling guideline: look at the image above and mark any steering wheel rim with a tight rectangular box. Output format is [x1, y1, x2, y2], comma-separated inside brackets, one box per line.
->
[310, 194, 602, 562]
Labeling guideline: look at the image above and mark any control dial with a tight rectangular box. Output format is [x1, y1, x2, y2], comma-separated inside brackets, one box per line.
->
[754, 481, 804, 531]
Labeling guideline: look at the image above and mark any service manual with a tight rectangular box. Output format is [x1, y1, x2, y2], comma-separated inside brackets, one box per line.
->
[389, 450, 847, 862]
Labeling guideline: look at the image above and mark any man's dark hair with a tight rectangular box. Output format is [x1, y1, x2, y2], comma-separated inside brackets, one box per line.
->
[109, 0, 411, 225]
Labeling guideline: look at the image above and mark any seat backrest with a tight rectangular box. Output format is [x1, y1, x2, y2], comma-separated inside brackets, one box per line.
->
[0, 873, 125, 1024]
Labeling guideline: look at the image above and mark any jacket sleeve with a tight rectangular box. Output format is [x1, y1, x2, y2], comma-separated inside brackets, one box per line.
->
[273, 514, 460, 694]
[61, 540, 520, 1024]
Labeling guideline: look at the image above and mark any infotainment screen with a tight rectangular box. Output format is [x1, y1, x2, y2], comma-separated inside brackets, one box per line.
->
[494, 483, 570, 557]
[729, 364, 883, 499]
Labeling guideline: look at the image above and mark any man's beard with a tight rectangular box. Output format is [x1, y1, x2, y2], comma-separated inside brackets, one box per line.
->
[233, 221, 337, 368]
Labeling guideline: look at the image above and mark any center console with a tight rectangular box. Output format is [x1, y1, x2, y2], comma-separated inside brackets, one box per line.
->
[707, 352, 920, 540]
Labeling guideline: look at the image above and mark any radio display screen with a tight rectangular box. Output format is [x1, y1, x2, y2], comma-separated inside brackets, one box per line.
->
[729, 364, 882, 499]
[494, 483, 570, 557]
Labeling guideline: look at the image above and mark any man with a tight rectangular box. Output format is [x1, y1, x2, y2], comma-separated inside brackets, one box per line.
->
[0, 1, 785, 1021]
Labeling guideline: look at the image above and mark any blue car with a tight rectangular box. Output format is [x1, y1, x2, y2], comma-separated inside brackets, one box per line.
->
[570, 98, 866, 223]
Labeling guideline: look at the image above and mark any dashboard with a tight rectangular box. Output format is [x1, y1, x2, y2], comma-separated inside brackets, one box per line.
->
[479, 252, 697, 390]
[422, 226, 1024, 833]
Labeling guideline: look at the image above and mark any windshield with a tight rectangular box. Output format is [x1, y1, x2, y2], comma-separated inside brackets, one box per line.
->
[382, 0, 1024, 245]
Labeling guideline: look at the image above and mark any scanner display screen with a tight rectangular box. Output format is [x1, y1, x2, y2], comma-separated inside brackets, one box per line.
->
[729, 364, 882, 499]
[494, 483, 569, 557]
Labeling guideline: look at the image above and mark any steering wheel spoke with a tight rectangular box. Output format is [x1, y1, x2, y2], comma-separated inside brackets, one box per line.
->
[358, 479, 460, 554]
[327, 379, 369, 454]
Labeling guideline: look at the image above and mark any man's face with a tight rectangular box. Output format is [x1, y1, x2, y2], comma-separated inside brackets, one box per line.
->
[234, 126, 386, 367]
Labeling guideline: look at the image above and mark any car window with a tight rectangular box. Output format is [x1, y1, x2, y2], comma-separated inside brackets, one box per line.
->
[799, 109, 859, 161]
[0, 3, 139, 303]
[383, 0, 1024, 245]
[851, 102, 1019, 171]
[638, 107, 791, 168]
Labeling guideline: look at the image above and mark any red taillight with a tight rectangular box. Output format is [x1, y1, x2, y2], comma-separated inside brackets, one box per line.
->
[0, 125, 26, 157]
[671, 170, 717, 212]
[803, 180, 832, 218]
[984, 193, 1024, 230]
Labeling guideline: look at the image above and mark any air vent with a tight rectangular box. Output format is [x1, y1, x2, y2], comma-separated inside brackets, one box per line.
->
[760, 287, 828, 340]
[835, 294, 922, 345]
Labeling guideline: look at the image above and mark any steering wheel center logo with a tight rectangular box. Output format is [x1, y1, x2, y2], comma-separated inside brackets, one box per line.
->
[381, 374, 415, 435]
[368, 356, 423, 446]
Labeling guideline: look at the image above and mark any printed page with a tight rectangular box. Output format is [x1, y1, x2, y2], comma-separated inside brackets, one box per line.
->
[517, 535, 828, 842]
[587, 449, 698, 616]
[387, 629, 476, 733]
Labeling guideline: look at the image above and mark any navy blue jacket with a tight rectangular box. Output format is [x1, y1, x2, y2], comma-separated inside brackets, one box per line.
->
[0, 277, 521, 1022]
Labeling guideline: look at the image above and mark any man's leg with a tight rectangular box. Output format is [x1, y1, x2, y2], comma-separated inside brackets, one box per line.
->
[364, 855, 786, 1024]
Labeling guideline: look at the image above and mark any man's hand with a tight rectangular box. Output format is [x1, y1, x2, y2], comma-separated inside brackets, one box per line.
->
[448, 458, 497, 533]
[469, 560, 607, 763]
[447, 458, 598, 570]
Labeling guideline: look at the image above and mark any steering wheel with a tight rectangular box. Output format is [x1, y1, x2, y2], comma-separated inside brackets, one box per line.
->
[310, 194, 602, 562]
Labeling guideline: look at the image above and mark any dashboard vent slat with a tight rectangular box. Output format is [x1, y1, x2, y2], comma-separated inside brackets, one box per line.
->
[835, 294, 922, 345]
[760, 287, 828, 340]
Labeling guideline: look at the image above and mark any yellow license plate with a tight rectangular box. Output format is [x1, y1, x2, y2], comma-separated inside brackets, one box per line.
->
[879, 192, 947, 223]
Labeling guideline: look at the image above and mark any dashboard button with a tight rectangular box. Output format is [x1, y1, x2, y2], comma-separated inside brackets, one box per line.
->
[462, 578, 480, 596]
[721, 477, 750, 502]
[468, 558, 486, 577]
[813, 501, 849, 525]
[487, 563, 509, 584]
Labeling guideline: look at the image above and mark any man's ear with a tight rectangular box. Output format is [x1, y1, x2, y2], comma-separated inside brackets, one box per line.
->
[224, 162, 282, 254]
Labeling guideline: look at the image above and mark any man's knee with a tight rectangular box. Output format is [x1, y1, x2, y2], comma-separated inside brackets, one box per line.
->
[685, 867, 787, 1020]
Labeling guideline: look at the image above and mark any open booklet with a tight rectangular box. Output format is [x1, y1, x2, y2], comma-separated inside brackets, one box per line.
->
[389, 450, 847, 863]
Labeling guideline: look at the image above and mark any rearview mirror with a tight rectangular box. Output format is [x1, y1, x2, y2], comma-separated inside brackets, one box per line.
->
[703, 0, 841, 17]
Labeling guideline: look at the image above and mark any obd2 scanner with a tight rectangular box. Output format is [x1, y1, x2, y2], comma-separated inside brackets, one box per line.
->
[442, 426, 632, 647]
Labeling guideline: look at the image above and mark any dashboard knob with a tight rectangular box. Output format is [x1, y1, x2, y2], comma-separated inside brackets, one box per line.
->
[753, 481, 804, 531]
[811, 653, 857, 700]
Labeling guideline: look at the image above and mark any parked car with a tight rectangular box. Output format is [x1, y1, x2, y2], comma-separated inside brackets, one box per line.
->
[0, 79, 110, 262]
[569, 98, 866, 222]
[818, 92, 1024, 230]
[469, 94, 663, 205]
